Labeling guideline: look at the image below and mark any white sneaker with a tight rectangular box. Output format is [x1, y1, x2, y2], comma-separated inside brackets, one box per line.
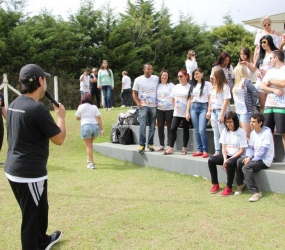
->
[234, 183, 246, 195]
[87, 163, 95, 169]
[121, 105, 126, 107]
[249, 192, 262, 202]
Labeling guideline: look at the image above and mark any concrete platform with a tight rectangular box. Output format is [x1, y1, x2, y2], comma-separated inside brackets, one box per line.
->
[94, 142, 285, 194]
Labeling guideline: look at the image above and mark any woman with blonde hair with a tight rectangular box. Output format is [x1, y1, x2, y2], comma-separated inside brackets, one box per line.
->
[253, 15, 280, 63]
[185, 50, 198, 80]
[233, 63, 258, 138]
[210, 68, 231, 155]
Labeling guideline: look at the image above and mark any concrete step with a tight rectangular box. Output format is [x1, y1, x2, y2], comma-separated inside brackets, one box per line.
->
[94, 142, 285, 193]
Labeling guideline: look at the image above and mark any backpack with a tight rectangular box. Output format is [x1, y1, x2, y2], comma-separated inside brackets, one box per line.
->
[118, 126, 134, 145]
[110, 125, 121, 143]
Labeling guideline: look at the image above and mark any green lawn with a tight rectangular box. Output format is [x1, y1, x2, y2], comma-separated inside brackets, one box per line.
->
[1, 108, 285, 249]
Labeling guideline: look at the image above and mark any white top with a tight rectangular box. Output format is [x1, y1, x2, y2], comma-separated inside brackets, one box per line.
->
[132, 75, 159, 107]
[219, 127, 248, 156]
[75, 103, 101, 126]
[210, 65, 235, 80]
[211, 84, 231, 110]
[233, 79, 247, 115]
[170, 83, 190, 117]
[122, 75, 132, 89]
[254, 31, 281, 50]
[80, 74, 90, 92]
[256, 55, 273, 92]
[185, 59, 198, 76]
[157, 83, 175, 111]
[263, 65, 285, 108]
[249, 126, 274, 167]
[190, 81, 212, 103]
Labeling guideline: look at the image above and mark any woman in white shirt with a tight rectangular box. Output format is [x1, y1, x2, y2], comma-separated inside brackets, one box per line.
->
[253, 15, 280, 63]
[210, 52, 235, 90]
[238, 47, 256, 82]
[210, 68, 231, 155]
[156, 70, 174, 151]
[163, 70, 190, 155]
[208, 111, 248, 196]
[75, 93, 104, 169]
[233, 63, 258, 138]
[186, 68, 211, 158]
[185, 50, 198, 81]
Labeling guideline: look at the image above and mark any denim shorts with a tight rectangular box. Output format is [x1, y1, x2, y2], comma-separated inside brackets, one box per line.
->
[237, 113, 252, 123]
[81, 124, 100, 139]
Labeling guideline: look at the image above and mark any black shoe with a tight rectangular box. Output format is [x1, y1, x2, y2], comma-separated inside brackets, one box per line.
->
[45, 230, 62, 250]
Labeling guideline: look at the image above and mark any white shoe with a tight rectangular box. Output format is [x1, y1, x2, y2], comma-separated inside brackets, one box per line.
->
[234, 183, 245, 195]
[121, 105, 126, 107]
[87, 163, 95, 169]
[249, 192, 262, 202]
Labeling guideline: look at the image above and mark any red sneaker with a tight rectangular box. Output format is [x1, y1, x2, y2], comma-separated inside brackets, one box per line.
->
[210, 184, 220, 194]
[202, 152, 209, 158]
[220, 186, 233, 197]
[193, 152, 203, 156]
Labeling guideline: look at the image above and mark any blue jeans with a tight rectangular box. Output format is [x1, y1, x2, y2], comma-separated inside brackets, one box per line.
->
[211, 109, 225, 153]
[139, 106, 157, 146]
[101, 85, 112, 108]
[120, 89, 132, 106]
[190, 102, 208, 152]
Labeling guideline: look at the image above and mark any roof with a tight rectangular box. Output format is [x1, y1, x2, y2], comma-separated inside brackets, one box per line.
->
[243, 12, 285, 33]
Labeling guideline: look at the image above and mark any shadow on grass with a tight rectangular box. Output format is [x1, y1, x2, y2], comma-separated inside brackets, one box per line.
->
[98, 163, 143, 171]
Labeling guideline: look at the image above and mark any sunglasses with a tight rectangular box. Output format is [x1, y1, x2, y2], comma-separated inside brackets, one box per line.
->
[192, 53, 196, 56]
[177, 75, 184, 78]
[260, 40, 268, 45]
[263, 23, 271, 27]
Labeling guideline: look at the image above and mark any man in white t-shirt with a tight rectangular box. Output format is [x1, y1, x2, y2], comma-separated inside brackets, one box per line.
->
[260, 50, 285, 160]
[235, 113, 274, 202]
[120, 71, 132, 107]
[132, 63, 159, 153]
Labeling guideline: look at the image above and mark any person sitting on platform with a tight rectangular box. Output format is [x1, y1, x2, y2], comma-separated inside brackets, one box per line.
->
[235, 113, 274, 202]
[208, 111, 248, 196]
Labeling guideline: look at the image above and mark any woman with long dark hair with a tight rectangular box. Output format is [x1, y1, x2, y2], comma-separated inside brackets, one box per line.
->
[248, 35, 278, 113]
[238, 47, 256, 82]
[208, 111, 247, 196]
[163, 70, 190, 155]
[97, 60, 114, 111]
[75, 93, 104, 169]
[210, 52, 235, 90]
[156, 70, 174, 151]
[186, 68, 211, 158]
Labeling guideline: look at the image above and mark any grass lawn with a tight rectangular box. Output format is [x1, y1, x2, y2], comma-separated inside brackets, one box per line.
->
[1, 107, 285, 249]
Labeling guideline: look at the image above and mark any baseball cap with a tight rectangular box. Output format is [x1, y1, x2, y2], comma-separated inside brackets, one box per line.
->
[19, 64, 51, 84]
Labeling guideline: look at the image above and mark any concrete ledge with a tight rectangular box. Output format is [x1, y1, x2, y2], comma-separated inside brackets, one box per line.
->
[94, 142, 285, 193]
[122, 125, 284, 162]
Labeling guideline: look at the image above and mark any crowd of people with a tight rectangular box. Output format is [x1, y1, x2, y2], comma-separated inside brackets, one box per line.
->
[132, 16, 285, 204]
[2, 15, 285, 250]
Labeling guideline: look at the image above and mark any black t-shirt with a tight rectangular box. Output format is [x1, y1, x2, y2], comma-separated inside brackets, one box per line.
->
[90, 73, 98, 90]
[4, 95, 61, 178]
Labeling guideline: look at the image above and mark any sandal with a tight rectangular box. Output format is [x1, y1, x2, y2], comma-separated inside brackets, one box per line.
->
[181, 147, 187, 155]
[157, 146, 165, 152]
[162, 151, 173, 155]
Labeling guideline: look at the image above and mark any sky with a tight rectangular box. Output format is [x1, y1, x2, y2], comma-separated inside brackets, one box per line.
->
[25, 0, 285, 31]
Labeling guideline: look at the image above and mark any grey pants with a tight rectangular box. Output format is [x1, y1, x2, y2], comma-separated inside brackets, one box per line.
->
[236, 157, 268, 194]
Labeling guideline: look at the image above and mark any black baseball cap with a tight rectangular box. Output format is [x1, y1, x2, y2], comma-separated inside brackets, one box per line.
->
[19, 64, 51, 84]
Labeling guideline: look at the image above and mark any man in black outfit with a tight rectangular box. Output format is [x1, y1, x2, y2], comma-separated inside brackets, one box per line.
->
[90, 68, 101, 108]
[4, 64, 66, 250]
